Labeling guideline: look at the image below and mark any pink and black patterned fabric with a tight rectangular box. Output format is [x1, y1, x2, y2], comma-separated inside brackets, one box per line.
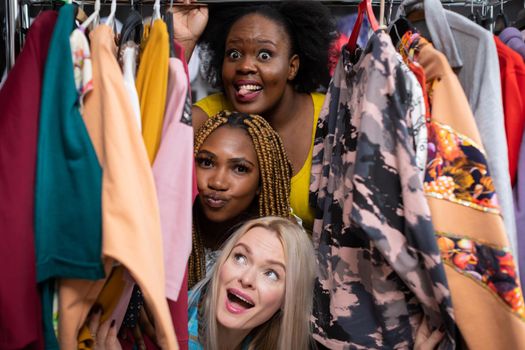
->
[309, 31, 456, 349]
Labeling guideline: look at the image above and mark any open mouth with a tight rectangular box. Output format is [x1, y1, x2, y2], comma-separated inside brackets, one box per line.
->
[234, 83, 263, 102]
[236, 84, 263, 95]
[227, 290, 255, 310]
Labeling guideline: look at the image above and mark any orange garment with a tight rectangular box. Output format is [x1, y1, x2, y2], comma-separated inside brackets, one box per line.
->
[494, 36, 525, 185]
[136, 19, 169, 164]
[415, 38, 525, 349]
[59, 25, 177, 349]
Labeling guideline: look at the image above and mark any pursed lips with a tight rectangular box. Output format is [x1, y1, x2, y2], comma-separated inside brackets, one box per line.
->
[203, 193, 229, 209]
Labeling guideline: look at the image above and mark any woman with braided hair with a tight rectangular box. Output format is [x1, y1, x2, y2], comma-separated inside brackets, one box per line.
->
[189, 110, 293, 288]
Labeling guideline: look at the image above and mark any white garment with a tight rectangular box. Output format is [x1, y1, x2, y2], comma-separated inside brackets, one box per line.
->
[120, 43, 141, 131]
[397, 54, 427, 180]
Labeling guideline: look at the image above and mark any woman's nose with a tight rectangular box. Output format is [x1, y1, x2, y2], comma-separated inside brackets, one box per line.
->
[208, 168, 229, 191]
[239, 267, 256, 289]
[236, 56, 257, 74]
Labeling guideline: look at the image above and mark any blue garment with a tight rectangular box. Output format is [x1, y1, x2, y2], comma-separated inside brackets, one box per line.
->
[188, 290, 201, 350]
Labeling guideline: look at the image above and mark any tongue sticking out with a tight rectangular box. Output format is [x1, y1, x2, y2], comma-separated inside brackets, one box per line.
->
[238, 87, 253, 97]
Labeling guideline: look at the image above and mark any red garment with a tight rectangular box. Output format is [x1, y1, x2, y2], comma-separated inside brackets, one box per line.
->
[495, 36, 525, 185]
[168, 271, 189, 350]
[0, 11, 57, 350]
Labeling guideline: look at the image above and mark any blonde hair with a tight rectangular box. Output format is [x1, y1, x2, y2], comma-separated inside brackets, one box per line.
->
[193, 216, 316, 350]
[189, 111, 292, 288]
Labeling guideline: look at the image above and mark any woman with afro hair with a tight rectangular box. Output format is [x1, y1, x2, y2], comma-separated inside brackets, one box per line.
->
[173, 0, 337, 232]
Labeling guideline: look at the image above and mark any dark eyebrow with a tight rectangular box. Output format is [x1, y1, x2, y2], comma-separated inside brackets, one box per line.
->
[255, 39, 277, 47]
[196, 150, 216, 158]
[234, 242, 286, 271]
[227, 38, 277, 48]
[228, 158, 256, 167]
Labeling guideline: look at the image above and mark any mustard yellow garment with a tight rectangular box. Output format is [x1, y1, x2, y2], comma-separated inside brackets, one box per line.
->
[136, 19, 169, 164]
[78, 267, 126, 350]
[194, 92, 324, 230]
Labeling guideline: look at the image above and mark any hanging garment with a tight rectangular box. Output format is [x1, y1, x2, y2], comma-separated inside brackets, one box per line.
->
[0, 10, 57, 350]
[499, 27, 525, 61]
[59, 24, 177, 349]
[396, 0, 517, 261]
[154, 56, 192, 301]
[136, 19, 169, 164]
[309, 31, 455, 349]
[397, 55, 427, 178]
[494, 36, 525, 186]
[34, 5, 104, 348]
[515, 129, 525, 290]
[153, 38, 195, 349]
[398, 31, 525, 349]
[119, 42, 141, 130]
[194, 92, 325, 230]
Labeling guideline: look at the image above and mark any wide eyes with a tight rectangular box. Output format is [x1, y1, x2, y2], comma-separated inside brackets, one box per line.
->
[257, 51, 272, 61]
[225, 49, 273, 61]
[232, 253, 281, 282]
[227, 49, 241, 60]
[264, 270, 279, 281]
[234, 253, 248, 265]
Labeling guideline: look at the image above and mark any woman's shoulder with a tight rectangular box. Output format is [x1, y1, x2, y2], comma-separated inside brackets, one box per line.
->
[310, 92, 326, 123]
[194, 93, 233, 117]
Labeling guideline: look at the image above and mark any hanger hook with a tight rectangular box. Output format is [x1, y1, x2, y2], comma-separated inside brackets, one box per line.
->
[387, 0, 394, 26]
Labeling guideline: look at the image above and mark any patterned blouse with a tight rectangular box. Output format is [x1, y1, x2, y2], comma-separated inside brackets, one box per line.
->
[309, 30, 456, 349]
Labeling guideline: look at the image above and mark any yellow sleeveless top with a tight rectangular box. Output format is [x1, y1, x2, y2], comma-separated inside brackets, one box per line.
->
[194, 92, 325, 230]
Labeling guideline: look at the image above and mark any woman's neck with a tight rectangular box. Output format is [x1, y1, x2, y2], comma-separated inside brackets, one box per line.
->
[217, 323, 251, 350]
[261, 85, 309, 131]
[195, 201, 257, 250]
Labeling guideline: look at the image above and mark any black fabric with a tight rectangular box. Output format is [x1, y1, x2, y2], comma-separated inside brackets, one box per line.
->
[118, 9, 143, 57]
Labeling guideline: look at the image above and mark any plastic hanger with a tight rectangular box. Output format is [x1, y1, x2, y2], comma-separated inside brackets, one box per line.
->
[105, 0, 117, 29]
[79, 0, 100, 31]
[166, 1, 176, 58]
[152, 0, 161, 22]
[493, 0, 508, 35]
[347, 0, 379, 54]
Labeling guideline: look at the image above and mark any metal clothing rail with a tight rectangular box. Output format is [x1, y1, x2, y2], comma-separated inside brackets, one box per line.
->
[1, 0, 511, 74]
[24, 0, 497, 3]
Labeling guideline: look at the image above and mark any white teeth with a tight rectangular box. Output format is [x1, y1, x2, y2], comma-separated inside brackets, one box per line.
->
[233, 292, 254, 306]
[238, 84, 262, 91]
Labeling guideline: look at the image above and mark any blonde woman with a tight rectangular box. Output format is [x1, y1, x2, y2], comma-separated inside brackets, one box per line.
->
[189, 216, 316, 350]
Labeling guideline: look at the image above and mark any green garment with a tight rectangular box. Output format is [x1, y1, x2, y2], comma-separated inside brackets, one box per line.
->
[35, 4, 104, 348]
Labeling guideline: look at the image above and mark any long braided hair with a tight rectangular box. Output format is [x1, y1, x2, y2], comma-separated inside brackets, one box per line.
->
[189, 111, 292, 288]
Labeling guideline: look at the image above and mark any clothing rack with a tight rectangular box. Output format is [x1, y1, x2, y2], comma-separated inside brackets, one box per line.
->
[0, 0, 511, 74]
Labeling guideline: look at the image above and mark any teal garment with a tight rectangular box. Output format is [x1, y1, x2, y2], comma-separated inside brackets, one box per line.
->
[35, 4, 104, 348]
